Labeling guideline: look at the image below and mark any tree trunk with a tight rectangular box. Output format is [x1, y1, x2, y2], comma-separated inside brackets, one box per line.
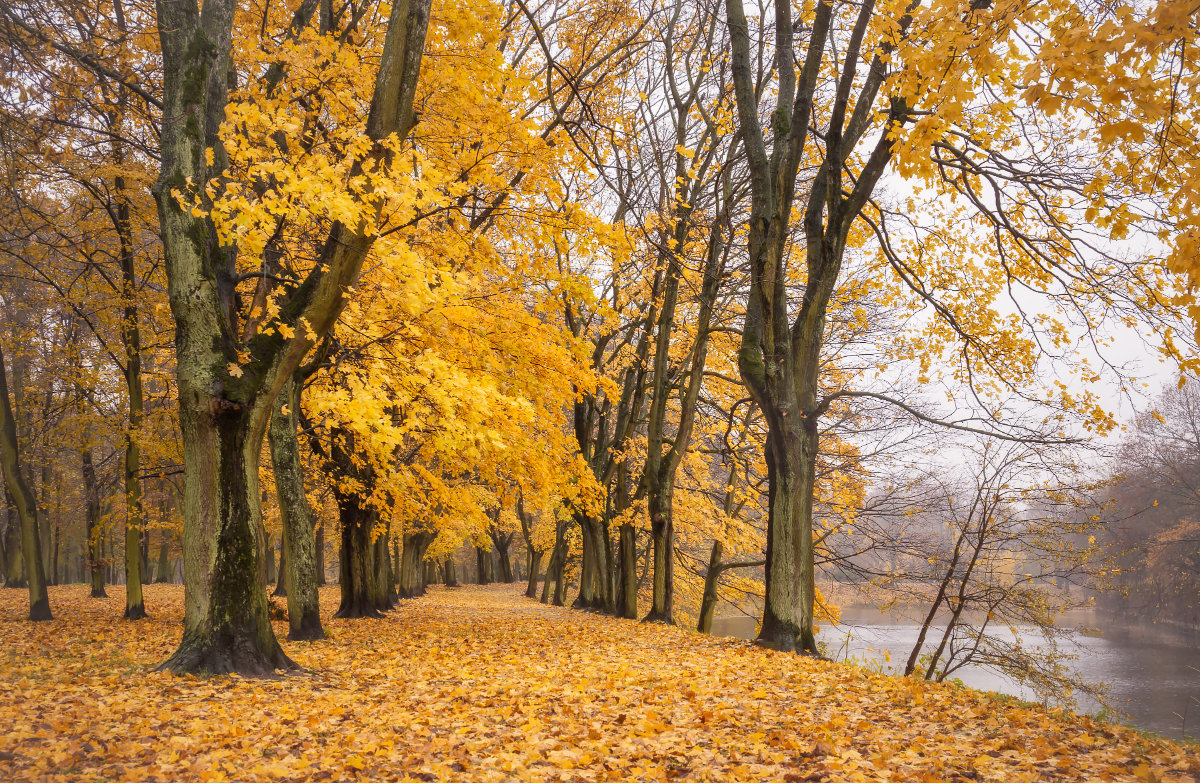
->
[492, 531, 514, 583]
[698, 540, 724, 634]
[51, 510, 60, 586]
[542, 520, 568, 605]
[81, 449, 107, 597]
[122, 365, 147, 619]
[643, 490, 675, 624]
[158, 401, 292, 673]
[315, 519, 326, 586]
[574, 513, 610, 611]
[476, 545, 494, 585]
[377, 531, 396, 608]
[333, 486, 384, 618]
[398, 531, 432, 597]
[617, 523, 637, 619]
[155, 535, 171, 584]
[524, 548, 543, 599]
[3, 488, 23, 587]
[264, 531, 276, 586]
[497, 543, 513, 583]
[753, 430, 819, 652]
[443, 554, 457, 587]
[0, 346, 49, 618]
[273, 539, 287, 597]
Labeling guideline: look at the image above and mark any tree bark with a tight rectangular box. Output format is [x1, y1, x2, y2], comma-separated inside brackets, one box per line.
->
[268, 377, 323, 639]
[443, 554, 457, 587]
[0, 346, 50, 620]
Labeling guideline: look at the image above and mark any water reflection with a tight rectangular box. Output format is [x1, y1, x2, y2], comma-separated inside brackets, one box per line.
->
[709, 609, 1200, 741]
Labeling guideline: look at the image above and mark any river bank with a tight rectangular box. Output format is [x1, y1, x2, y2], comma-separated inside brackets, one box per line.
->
[712, 600, 1200, 742]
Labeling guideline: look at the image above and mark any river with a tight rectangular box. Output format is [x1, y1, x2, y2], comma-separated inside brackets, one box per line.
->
[710, 607, 1200, 741]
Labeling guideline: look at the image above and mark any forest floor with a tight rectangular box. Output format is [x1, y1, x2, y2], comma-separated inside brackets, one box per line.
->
[0, 584, 1196, 782]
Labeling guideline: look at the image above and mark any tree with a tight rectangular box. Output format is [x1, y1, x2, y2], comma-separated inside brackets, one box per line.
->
[723, 0, 1200, 653]
[1100, 379, 1200, 625]
[146, 0, 431, 673]
[0, 344, 50, 620]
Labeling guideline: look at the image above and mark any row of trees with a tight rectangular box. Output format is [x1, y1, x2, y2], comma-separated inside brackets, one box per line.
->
[0, 0, 1197, 679]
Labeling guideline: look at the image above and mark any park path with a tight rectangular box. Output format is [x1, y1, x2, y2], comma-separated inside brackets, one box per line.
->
[0, 583, 1195, 782]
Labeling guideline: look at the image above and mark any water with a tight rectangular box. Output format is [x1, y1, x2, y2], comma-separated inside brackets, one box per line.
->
[710, 607, 1200, 741]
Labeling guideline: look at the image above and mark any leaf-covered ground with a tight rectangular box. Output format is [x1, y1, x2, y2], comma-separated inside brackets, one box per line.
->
[0, 584, 1196, 782]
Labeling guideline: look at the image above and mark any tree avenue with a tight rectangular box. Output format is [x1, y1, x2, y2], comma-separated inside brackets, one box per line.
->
[0, 0, 1197, 698]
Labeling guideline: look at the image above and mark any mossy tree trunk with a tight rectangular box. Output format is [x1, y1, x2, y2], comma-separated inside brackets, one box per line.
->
[269, 377, 323, 639]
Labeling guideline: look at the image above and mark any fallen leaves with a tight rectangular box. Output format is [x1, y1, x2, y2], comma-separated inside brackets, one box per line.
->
[0, 584, 1195, 782]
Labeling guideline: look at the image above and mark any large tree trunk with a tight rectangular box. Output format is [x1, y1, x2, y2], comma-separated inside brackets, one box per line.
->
[751, 427, 819, 652]
[0, 346, 49, 620]
[159, 401, 291, 673]
[644, 492, 675, 624]
[269, 378, 323, 639]
[81, 449, 107, 597]
[398, 531, 432, 598]
[377, 529, 396, 608]
[574, 514, 611, 611]
[332, 465, 385, 619]
[443, 554, 457, 587]
[475, 545, 494, 585]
